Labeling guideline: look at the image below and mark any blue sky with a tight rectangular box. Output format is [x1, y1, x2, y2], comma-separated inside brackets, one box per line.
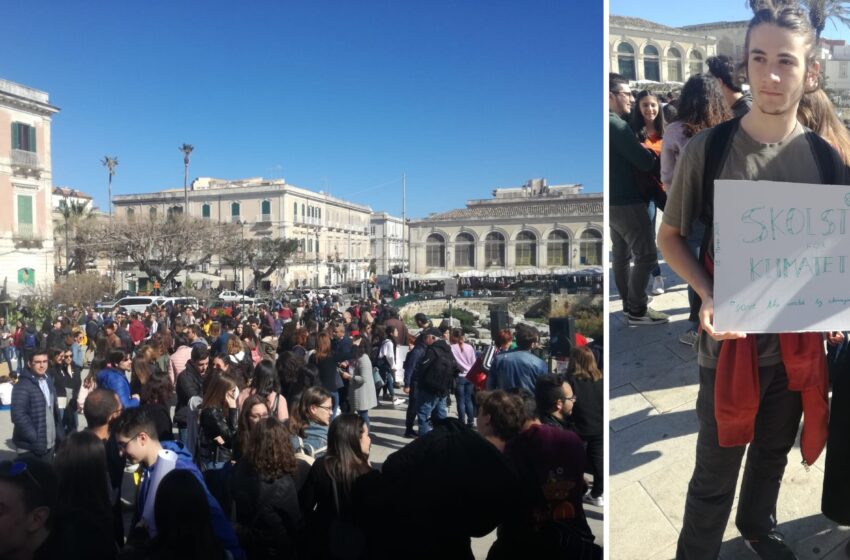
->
[609, 1, 751, 27]
[610, 1, 850, 42]
[2, 1, 603, 219]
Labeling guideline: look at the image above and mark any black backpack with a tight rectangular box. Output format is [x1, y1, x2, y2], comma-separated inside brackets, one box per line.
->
[418, 342, 458, 396]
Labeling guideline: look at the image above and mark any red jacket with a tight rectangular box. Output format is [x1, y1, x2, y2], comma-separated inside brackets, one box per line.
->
[128, 320, 147, 345]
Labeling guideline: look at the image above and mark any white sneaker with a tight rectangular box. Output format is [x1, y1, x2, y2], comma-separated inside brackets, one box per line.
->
[651, 276, 665, 295]
[583, 493, 603, 507]
[392, 398, 406, 406]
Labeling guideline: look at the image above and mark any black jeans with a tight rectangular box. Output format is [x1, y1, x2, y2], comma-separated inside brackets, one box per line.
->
[583, 434, 604, 498]
[405, 383, 417, 431]
[676, 363, 802, 560]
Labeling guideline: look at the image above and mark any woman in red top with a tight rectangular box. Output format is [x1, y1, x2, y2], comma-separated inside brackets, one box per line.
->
[630, 89, 666, 296]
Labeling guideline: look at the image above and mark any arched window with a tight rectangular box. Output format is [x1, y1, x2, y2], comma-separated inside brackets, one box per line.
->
[301, 204, 305, 220]
[231, 202, 241, 223]
[202, 203, 211, 219]
[617, 43, 636, 80]
[455, 232, 475, 268]
[127, 208, 135, 220]
[547, 230, 570, 266]
[293, 202, 298, 221]
[261, 200, 271, 221]
[579, 230, 603, 266]
[689, 50, 704, 77]
[643, 45, 660, 82]
[667, 47, 682, 82]
[149, 207, 157, 218]
[485, 232, 505, 267]
[515, 231, 537, 266]
[426, 234, 446, 268]
[318, 208, 321, 222]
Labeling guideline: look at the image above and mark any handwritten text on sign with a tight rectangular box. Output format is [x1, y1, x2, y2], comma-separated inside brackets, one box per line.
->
[714, 180, 850, 333]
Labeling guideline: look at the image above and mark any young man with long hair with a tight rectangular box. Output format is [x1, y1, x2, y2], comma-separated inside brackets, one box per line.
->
[658, 6, 847, 559]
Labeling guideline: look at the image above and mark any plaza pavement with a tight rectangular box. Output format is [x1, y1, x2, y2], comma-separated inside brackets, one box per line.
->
[610, 261, 850, 559]
[0, 377, 603, 559]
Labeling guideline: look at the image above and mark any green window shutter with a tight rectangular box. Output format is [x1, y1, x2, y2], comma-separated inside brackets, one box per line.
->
[202, 204, 210, 218]
[17, 195, 33, 224]
[11, 123, 19, 150]
[29, 126, 35, 152]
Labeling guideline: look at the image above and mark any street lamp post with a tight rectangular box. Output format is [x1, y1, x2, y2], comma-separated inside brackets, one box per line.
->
[239, 219, 246, 303]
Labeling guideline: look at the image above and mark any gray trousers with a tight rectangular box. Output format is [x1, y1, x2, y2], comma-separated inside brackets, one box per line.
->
[676, 363, 802, 560]
[610, 203, 657, 315]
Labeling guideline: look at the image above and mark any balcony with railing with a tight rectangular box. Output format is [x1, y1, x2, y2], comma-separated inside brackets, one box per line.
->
[16, 223, 34, 239]
[260, 213, 272, 223]
[11, 150, 41, 176]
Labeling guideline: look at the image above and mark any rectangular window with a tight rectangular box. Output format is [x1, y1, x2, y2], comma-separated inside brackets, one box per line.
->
[11, 123, 36, 152]
[17, 194, 34, 238]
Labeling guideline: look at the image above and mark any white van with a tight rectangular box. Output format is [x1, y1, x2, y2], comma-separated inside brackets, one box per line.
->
[113, 296, 164, 314]
[159, 297, 199, 309]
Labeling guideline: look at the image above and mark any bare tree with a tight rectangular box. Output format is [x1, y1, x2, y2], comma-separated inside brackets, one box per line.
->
[100, 215, 235, 286]
[221, 236, 299, 290]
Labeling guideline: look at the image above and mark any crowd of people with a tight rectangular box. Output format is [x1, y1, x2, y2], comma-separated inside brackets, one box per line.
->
[0, 290, 603, 559]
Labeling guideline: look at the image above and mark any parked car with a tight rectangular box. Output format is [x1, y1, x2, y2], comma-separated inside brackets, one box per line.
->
[217, 290, 255, 303]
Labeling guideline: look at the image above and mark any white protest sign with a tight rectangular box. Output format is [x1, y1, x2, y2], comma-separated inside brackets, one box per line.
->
[714, 179, 850, 333]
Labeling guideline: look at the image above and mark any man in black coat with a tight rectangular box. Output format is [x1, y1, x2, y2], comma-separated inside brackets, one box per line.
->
[174, 345, 210, 442]
[414, 328, 457, 436]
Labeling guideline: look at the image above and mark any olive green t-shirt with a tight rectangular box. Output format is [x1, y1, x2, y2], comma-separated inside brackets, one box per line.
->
[663, 121, 848, 368]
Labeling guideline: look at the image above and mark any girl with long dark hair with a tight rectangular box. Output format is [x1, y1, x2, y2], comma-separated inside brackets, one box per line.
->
[299, 414, 377, 560]
[238, 359, 288, 421]
[53, 430, 120, 558]
[630, 89, 666, 295]
[660, 74, 732, 347]
[348, 335, 378, 428]
[309, 332, 343, 417]
[199, 374, 239, 470]
[234, 394, 269, 461]
[567, 346, 604, 507]
[139, 369, 175, 441]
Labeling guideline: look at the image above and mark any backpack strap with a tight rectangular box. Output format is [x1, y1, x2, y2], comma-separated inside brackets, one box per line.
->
[804, 129, 837, 185]
[689, 117, 741, 323]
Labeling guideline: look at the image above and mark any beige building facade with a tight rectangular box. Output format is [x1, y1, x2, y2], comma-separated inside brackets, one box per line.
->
[408, 179, 602, 276]
[369, 212, 408, 276]
[113, 176, 372, 289]
[609, 15, 717, 84]
[0, 78, 59, 297]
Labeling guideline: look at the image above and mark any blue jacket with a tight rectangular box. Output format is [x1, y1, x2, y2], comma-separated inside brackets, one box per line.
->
[486, 350, 548, 393]
[137, 441, 245, 559]
[289, 421, 328, 457]
[11, 368, 62, 453]
[403, 340, 427, 388]
[96, 367, 139, 409]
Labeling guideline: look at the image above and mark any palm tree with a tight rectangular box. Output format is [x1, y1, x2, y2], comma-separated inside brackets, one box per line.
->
[802, 0, 850, 39]
[179, 143, 194, 214]
[101, 156, 118, 218]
